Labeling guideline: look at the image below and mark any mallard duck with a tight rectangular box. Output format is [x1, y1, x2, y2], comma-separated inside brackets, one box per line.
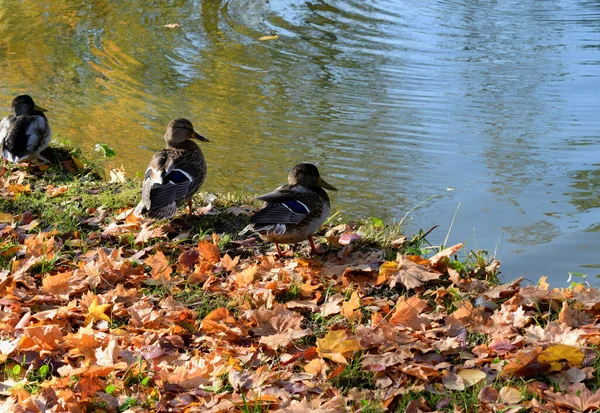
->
[241, 163, 337, 255]
[0, 95, 51, 163]
[134, 118, 208, 219]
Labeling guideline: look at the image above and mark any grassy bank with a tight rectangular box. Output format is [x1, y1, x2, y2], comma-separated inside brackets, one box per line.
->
[0, 144, 598, 412]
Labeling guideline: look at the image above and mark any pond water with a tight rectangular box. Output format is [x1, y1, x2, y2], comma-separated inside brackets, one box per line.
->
[1, 0, 599, 286]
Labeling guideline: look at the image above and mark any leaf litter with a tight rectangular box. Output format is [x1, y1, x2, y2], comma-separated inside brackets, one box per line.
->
[0, 158, 599, 412]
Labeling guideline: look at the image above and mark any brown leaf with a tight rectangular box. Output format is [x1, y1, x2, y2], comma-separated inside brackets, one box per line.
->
[544, 383, 600, 411]
[389, 295, 430, 330]
[341, 291, 361, 321]
[429, 243, 463, 266]
[558, 301, 593, 327]
[146, 251, 173, 283]
[251, 305, 310, 350]
[442, 371, 465, 391]
[502, 347, 548, 378]
[380, 255, 442, 290]
[478, 386, 499, 403]
[499, 386, 522, 403]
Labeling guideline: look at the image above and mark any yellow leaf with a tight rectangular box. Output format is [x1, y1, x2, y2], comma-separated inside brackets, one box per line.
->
[259, 34, 278, 41]
[377, 261, 398, 285]
[316, 329, 361, 364]
[0, 213, 14, 223]
[84, 297, 111, 325]
[457, 369, 486, 387]
[538, 344, 583, 367]
[71, 156, 84, 170]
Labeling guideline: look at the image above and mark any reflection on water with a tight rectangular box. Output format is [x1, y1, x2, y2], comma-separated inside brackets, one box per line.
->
[1, 0, 599, 285]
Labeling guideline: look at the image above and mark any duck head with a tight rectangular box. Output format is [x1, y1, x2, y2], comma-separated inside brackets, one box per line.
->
[164, 118, 209, 146]
[289, 163, 337, 191]
[11, 95, 47, 116]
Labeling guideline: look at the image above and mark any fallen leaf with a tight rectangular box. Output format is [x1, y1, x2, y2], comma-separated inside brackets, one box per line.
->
[341, 291, 361, 321]
[234, 264, 258, 287]
[538, 344, 584, 369]
[259, 34, 278, 41]
[379, 255, 442, 290]
[442, 371, 465, 391]
[84, 296, 112, 326]
[317, 329, 361, 364]
[499, 386, 522, 403]
[457, 369, 486, 387]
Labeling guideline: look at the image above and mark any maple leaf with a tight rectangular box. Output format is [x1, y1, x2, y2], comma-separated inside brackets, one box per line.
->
[41, 271, 76, 300]
[321, 293, 344, 317]
[429, 242, 463, 266]
[251, 305, 310, 350]
[21, 325, 63, 351]
[388, 295, 430, 330]
[379, 255, 442, 290]
[145, 251, 172, 284]
[316, 329, 361, 364]
[544, 383, 600, 411]
[134, 223, 166, 244]
[45, 184, 69, 197]
[197, 241, 220, 265]
[221, 253, 240, 271]
[234, 263, 258, 287]
[84, 296, 111, 326]
[341, 291, 361, 321]
[558, 301, 593, 327]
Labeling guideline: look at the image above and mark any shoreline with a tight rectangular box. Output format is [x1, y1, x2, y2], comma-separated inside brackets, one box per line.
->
[0, 144, 597, 412]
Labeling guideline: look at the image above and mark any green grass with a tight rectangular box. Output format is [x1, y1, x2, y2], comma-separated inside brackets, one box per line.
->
[329, 354, 376, 394]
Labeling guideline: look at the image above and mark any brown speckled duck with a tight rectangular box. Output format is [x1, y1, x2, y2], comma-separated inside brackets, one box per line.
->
[134, 118, 208, 219]
[241, 163, 337, 255]
[0, 95, 51, 163]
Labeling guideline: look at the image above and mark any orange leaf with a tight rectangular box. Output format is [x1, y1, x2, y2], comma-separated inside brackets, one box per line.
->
[234, 264, 258, 287]
[41, 271, 74, 299]
[146, 251, 172, 282]
[197, 241, 220, 265]
[341, 291, 361, 321]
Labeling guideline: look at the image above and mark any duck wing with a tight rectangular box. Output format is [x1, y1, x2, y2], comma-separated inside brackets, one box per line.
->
[251, 186, 311, 225]
[142, 151, 193, 210]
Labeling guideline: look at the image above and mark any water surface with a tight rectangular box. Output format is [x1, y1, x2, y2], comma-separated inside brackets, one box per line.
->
[1, 0, 599, 286]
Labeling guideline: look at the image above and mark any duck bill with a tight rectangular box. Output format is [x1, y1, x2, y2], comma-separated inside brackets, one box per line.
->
[318, 177, 337, 191]
[194, 131, 209, 142]
[33, 104, 47, 112]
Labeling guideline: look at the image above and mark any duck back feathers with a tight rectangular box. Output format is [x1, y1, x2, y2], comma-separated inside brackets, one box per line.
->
[0, 95, 51, 163]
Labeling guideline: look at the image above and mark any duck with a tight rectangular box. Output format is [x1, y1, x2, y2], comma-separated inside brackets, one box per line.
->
[134, 118, 209, 219]
[0, 95, 51, 163]
[240, 163, 337, 255]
